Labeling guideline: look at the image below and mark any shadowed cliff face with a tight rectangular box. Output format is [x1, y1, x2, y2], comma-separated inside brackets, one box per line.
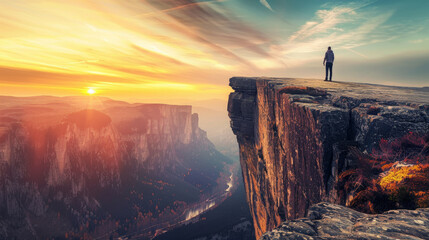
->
[227, 77, 429, 239]
[0, 105, 201, 192]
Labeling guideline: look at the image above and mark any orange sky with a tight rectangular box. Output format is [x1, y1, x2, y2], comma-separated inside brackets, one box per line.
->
[0, 0, 276, 103]
[0, 0, 428, 103]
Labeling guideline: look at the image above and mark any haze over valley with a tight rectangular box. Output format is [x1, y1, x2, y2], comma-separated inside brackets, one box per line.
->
[0, 95, 250, 239]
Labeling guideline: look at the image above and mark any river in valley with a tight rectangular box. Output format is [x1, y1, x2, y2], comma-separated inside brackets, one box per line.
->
[184, 169, 234, 221]
[113, 165, 238, 240]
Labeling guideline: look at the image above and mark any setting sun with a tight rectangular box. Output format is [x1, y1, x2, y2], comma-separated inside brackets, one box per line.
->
[87, 88, 96, 95]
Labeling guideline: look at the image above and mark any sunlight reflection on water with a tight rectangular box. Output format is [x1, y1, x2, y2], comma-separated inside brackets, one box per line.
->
[185, 201, 215, 221]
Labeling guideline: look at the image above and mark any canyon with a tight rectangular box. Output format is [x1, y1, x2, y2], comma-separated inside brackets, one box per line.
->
[0, 96, 233, 239]
[227, 77, 429, 239]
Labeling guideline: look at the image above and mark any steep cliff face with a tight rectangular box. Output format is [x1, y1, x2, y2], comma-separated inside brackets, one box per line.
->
[107, 104, 207, 171]
[0, 106, 201, 193]
[228, 77, 429, 239]
[0, 97, 231, 239]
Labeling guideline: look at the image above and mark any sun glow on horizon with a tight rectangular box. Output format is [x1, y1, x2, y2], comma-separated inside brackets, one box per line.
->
[87, 88, 96, 95]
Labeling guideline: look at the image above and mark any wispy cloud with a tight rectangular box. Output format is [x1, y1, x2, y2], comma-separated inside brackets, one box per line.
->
[409, 38, 428, 44]
[288, 7, 357, 42]
[271, 1, 428, 65]
[143, 0, 273, 60]
[260, 0, 274, 12]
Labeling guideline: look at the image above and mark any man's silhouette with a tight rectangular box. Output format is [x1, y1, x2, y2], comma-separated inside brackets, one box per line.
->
[323, 46, 334, 81]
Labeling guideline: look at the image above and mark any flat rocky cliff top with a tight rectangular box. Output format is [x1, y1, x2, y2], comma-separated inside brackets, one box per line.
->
[260, 202, 429, 240]
[230, 77, 429, 105]
[228, 77, 429, 240]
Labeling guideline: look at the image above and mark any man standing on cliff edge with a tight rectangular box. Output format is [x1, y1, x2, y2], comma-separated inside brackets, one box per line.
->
[323, 46, 334, 81]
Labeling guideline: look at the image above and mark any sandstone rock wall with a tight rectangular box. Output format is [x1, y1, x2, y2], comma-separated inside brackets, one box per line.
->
[228, 77, 429, 239]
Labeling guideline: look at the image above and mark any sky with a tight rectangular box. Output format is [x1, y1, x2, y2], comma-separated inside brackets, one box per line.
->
[0, 0, 428, 103]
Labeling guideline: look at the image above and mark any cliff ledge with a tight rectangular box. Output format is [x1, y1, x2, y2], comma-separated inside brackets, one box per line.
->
[227, 77, 429, 239]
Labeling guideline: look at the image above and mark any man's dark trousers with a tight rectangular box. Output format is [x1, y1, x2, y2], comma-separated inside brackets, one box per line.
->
[325, 62, 333, 81]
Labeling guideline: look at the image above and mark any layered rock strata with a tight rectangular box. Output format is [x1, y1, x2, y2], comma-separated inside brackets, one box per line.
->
[227, 77, 429, 239]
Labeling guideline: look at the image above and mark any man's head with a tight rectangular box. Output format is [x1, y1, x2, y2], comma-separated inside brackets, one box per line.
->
[328, 46, 331, 50]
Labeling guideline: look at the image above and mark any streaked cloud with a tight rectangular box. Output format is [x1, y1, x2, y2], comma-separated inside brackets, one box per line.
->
[289, 7, 357, 42]
[271, 1, 427, 66]
[279, 3, 394, 55]
[260, 0, 274, 12]
[0, 0, 276, 99]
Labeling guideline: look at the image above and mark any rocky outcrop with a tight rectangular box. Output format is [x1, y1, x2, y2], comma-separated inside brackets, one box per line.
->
[227, 77, 429, 239]
[260, 202, 429, 240]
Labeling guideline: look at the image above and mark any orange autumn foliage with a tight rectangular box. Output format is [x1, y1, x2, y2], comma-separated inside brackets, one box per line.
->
[380, 164, 429, 192]
[339, 132, 429, 213]
[415, 191, 429, 208]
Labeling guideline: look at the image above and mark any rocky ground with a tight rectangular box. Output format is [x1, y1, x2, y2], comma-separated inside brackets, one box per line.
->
[260, 202, 429, 240]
